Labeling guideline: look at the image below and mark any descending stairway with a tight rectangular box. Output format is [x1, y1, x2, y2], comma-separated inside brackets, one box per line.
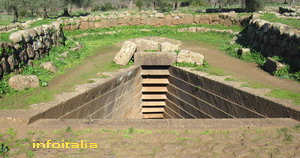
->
[141, 66, 169, 119]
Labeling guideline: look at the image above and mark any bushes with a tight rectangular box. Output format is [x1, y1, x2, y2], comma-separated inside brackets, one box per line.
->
[157, 2, 173, 13]
[245, 0, 266, 12]
[91, 6, 101, 12]
[100, 3, 115, 11]
[190, 0, 208, 7]
[136, 0, 143, 10]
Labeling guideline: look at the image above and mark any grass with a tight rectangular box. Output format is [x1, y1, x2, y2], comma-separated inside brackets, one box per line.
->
[0, 36, 129, 109]
[0, 14, 32, 26]
[28, 19, 57, 28]
[0, 23, 299, 108]
[0, 18, 56, 42]
[266, 89, 300, 105]
[0, 32, 14, 42]
[175, 61, 227, 76]
[240, 81, 269, 89]
[224, 77, 238, 82]
[261, 13, 300, 29]
[0, 125, 299, 157]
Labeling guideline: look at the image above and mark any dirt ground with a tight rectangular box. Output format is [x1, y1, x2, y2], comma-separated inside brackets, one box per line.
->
[1, 38, 300, 157]
[180, 40, 300, 93]
[0, 124, 299, 158]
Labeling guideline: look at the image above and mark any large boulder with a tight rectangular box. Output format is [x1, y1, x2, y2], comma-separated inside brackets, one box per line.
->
[177, 50, 204, 65]
[40, 61, 57, 73]
[155, 13, 165, 18]
[114, 41, 137, 66]
[135, 39, 160, 52]
[9, 32, 23, 43]
[161, 42, 180, 52]
[263, 57, 286, 73]
[8, 75, 39, 90]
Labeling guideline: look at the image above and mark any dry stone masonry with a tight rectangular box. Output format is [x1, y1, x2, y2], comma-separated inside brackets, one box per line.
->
[62, 12, 252, 31]
[0, 22, 65, 80]
[0, 18, 44, 33]
[245, 19, 300, 70]
[178, 27, 238, 34]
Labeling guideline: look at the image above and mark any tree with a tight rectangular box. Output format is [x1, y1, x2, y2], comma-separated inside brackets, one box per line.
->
[291, 0, 296, 7]
[136, 0, 143, 10]
[0, 0, 26, 22]
[37, 0, 63, 18]
[245, 0, 266, 12]
[61, 0, 93, 17]
[172, 0, 185, 10]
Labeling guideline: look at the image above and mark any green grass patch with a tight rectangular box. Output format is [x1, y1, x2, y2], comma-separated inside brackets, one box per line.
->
[0, 14, 32, 26]
[240, 82, 269, 89]
[1, 23, 299, 109]
[175, 61, 226, 76]
[29, 19, 56, 28]
[266, 89, 300, 105]
[224, 77, 238, 81]
[261, 13, 300, 29]
[0, 32, 12, 42]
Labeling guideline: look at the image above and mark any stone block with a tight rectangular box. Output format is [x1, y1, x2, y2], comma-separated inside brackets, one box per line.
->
[134, 52, 177, 65]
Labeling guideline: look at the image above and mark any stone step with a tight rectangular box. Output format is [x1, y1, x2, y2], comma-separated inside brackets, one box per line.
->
[142, 78, 169, 84]
[143, 114, 164, 119]
[142, 87, 168, 92]
[142, 94, 167, 100]
[142, 108, 165, 113]
[142, 101, 166, 107]
[141, 70, 169, 76]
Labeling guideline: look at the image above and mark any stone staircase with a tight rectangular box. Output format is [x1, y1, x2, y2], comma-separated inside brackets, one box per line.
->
[141, 66, 169, 119]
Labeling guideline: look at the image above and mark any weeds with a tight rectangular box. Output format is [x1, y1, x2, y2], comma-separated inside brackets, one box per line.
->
[65, 126, 72, 132]
[224, 78, 238, 82]
[266, 89, 300, 105]
[122, 134, 134, 139]
[0, 144, 9, 157]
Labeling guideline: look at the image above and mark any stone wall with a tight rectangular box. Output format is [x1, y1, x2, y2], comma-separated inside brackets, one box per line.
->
[62, 12, 252, 31]
[0, 22, 65, 80]
[244, 19, 300, 70]
[0, 18, 43, 33]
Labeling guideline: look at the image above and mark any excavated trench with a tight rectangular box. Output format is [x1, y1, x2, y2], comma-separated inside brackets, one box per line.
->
[28, 64, 300, 123]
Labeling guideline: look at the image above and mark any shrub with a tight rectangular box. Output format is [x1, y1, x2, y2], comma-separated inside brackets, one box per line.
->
[100, 2, 115, 11]
[190, 0, 207, 7]
[273, 66, 290, 79]
[91, 6, 101, 12]
[136, 0, 143, 10]
[245, 0, 266, 12]
[19, 9, 29, 17]
[157, 1, 173, 13]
